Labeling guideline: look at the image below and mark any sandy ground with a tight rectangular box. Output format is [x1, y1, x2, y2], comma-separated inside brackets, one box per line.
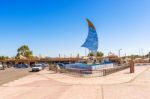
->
[0, 65, 150, 99]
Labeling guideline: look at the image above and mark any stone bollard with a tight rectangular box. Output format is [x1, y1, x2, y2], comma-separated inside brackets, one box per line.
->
[129, 60, 135, 73]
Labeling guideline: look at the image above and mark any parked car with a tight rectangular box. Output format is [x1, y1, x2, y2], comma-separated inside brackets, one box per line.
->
[32, 64, 43, 72]
[0, 62, 4, 70]
[41, 63, 49, 68]
[16, 64, 29, 68]
[57, 63, 66, 69]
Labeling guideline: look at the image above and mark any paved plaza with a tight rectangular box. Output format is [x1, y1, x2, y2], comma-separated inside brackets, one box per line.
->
[0, 68, 31, 85]
[0, 65, 150, 99]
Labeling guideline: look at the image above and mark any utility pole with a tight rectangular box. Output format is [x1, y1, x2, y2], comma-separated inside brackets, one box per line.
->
[85, 48, 87, 57]
[149, 52, 150, 63]
[70, 53, 72, 58]
[139, 48, 141, 56]
[141, 48, 144, 58]
[118, 49, 122, 57]
[124, 53, 126, 57]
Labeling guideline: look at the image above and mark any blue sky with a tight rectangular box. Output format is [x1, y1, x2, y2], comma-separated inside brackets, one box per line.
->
[0, 0, 150, 57]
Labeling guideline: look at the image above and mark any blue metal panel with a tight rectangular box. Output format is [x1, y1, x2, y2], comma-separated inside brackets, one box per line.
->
[81, 19, 98, 52]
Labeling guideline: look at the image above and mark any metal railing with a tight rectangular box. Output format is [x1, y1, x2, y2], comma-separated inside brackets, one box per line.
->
[103, 65, 129, 76]
[49, 64, 130, 77]
[60, 68, 104, 77]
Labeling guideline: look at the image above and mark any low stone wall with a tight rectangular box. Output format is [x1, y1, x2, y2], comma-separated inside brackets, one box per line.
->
[135, 63, 150, 66]
[51, 64, 130, 77]
[103, 65, 129, 76]
[60, 69, 104, 77]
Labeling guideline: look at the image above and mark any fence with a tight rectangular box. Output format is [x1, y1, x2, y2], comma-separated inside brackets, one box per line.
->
[58, 64, 129, 77]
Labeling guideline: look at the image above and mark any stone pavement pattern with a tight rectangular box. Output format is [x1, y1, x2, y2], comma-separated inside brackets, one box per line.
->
[0, 66, 150, 99]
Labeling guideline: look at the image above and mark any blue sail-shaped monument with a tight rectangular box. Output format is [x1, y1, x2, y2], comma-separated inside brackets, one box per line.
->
[81, 19, 98, 52]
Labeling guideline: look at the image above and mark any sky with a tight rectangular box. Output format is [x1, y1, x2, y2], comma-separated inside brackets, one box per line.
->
[0, 0, 150, 57]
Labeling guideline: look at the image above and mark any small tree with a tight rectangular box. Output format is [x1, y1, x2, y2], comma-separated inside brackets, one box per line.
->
[0, 56, 9, 60]
[88, 51, 104, 57]
[88, 52, 94, 57]
[16, 45, 33, 58]
[96, 51, 104, 57]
